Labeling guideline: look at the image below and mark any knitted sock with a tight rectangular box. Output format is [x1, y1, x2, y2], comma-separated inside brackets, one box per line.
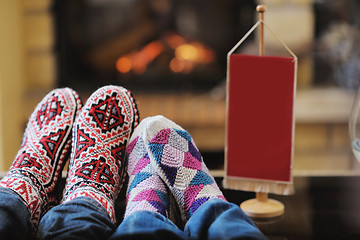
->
[62, 85, 139, 223]
[124, 128, 170, 218]
[0, 88, 82, 226]
[142, 115, 226, 221]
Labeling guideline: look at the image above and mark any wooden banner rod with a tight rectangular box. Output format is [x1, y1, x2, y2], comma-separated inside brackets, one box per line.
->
[239, 5, 285, 219]
[256, 5, 266, 56]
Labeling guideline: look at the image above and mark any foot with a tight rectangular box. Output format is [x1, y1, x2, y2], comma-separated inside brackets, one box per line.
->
[141, 116, 226, 221]
[0, 88, 82, 226]
[62, 86, 139, 223]
[124, 130, 170, 218]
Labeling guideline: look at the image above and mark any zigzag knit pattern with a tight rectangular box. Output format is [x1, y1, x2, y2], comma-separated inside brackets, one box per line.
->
[124, 135, 170, 218]
[62, 85, 139, 223]
[143, 116, 226, 221]
[0, 88, 82, 226]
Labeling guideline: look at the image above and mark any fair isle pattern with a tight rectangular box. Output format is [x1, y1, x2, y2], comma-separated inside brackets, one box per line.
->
[0, 88, 82, 226]
[63, 86, 139, 223]
[124, 136, 170, 218]
[144, 116, 226, 221]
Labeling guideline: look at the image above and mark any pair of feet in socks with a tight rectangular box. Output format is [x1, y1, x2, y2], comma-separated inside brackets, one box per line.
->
[0, 86, 225, 227]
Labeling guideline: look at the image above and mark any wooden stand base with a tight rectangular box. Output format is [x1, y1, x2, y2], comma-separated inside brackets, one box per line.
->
[240, 192, 284, 218]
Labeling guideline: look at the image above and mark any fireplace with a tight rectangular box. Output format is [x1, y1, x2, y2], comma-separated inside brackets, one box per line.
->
[53, 0, 256, 93]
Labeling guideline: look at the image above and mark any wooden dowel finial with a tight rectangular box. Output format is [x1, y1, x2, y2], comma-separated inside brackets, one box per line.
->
[256, 5, 267, 14]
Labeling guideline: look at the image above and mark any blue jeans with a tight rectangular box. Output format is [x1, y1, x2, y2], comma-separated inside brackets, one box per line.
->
[0, 187, 266, 240]
[0, 188, 35, 240]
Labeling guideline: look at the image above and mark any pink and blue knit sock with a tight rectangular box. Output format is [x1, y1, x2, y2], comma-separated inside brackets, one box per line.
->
[124, 130, 170, 218]
[142, 115, 226, 221]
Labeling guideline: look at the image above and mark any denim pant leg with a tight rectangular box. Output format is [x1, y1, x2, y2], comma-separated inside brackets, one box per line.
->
[110, 200, 266, 240]
[109, 211, 187, 240]
[38, 197, 116, 240]
[0, 187, 34, 240]
[184, 199, 267, 240]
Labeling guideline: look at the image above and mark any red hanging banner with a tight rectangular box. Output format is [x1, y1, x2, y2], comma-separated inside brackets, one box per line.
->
[224, 54, 296, 195]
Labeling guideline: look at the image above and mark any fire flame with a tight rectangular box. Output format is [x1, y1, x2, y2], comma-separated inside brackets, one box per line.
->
[116, 33, 215, 75]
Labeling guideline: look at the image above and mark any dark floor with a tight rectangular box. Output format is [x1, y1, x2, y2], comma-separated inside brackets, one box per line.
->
[219, 176, 360, 240]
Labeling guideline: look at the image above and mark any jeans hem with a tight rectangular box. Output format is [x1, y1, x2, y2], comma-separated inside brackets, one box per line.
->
[63, 196, 111, 218]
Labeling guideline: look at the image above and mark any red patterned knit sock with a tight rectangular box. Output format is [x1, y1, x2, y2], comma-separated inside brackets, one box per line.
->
[62, 85, 139, 223]
[0, 88, 82, 226]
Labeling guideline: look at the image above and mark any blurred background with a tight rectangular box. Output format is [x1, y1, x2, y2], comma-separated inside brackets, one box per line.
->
[0, 0, 360, 176]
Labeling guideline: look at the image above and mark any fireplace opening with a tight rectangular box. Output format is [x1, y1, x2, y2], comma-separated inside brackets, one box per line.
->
[53, 0, 256, 93]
